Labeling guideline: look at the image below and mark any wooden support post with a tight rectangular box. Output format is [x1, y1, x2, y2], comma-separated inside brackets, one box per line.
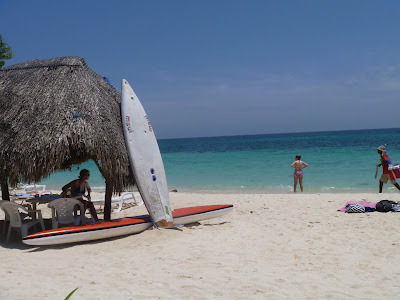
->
[104, 180, 112, 221]
[93, 159, 111, 220]
[1, 179, 10, 200]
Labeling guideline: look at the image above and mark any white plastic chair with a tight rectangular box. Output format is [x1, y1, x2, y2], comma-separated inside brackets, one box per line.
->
[1, 201, 45, 243]
[0, 200, 36, 234]
[48, 198, 86, 229]
[91, 192, 143, 212]
[23, 184, 52, 196]
[0, 200, 11, 235]
[11, 184, 52, 206]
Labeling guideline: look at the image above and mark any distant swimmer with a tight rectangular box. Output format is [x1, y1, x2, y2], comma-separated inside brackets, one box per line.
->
[376, 145, 400, 193]
[291, 155, 308, 192]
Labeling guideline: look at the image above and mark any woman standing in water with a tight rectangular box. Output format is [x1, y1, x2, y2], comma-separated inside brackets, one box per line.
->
[291, 155, 308, 192]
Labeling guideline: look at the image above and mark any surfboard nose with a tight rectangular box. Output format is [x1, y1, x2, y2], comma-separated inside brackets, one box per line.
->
[121, 79, 135, 96]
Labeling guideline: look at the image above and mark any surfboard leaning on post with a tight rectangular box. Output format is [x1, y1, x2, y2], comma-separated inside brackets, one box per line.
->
[121, 79, 173, 228]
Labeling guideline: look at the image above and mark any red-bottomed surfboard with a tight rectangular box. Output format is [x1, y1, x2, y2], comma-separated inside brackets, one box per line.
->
[22, 205, 233, 246]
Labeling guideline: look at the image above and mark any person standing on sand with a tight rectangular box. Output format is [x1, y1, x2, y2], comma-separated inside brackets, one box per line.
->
[291, 155, 308, 192]
[376, 145, 400, 193]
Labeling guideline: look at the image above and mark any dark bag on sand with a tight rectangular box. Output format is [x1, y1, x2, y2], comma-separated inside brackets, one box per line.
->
[376, 200, 397, 212]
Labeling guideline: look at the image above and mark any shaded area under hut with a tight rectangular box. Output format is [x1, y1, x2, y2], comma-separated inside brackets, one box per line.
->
[0, 56, 135, 220]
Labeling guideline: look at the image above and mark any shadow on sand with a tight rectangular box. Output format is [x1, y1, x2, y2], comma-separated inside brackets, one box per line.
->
[0, 220, 230, 251]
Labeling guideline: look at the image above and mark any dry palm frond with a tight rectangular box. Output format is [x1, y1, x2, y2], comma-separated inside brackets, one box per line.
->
[0, 57, 134, 193]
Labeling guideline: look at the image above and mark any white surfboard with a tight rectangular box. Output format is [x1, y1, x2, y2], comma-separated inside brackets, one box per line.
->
[121, 79, 173, 227]
[23, 205, 233, 246]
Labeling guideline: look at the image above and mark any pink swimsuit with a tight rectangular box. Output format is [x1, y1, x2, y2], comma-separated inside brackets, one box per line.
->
[294, 170, 303, 177]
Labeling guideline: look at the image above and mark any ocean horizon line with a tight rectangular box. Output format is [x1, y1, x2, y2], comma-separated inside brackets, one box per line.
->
[158, 127, 400, 141]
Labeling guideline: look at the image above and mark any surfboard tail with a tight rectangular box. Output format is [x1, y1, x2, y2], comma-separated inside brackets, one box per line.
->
[155, 220, 174, 228]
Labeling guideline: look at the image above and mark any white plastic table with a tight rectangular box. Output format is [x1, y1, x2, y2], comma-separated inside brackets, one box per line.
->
[26, 194, 63, 211]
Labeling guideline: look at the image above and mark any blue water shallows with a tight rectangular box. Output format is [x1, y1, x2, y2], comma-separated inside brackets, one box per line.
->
[39, 128, 400, 193]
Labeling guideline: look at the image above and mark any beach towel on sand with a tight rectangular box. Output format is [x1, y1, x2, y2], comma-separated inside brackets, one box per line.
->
[392, 203, 400, 212]
[338, 201, 376, 213]
[345, 204, 365, 213]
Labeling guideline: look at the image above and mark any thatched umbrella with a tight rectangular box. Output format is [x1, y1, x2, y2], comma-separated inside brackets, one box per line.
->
[0, 56, 135, 220]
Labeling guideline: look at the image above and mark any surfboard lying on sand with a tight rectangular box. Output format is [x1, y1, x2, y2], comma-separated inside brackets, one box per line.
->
[22, 205, 233, 246]
[121, 79, 173, 227]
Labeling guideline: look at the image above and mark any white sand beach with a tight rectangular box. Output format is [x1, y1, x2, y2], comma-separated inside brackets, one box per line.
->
[1, 192, 400, 299]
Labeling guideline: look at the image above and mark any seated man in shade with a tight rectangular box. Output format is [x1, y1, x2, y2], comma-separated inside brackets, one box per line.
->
[62, 169, 99, 221]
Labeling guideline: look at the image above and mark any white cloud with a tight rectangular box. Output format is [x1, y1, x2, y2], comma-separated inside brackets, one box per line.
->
[145, 65, 400, 138]
[343, 64, 400, 92]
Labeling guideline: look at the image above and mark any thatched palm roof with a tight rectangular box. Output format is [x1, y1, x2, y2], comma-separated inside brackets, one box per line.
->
[0, 57, 134, 194]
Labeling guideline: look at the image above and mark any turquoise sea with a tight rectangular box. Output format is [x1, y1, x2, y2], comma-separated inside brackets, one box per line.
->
[38, 128, 400, 193]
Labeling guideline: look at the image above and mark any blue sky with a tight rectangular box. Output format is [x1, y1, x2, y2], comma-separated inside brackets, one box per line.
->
[1, 0, 399, 138]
